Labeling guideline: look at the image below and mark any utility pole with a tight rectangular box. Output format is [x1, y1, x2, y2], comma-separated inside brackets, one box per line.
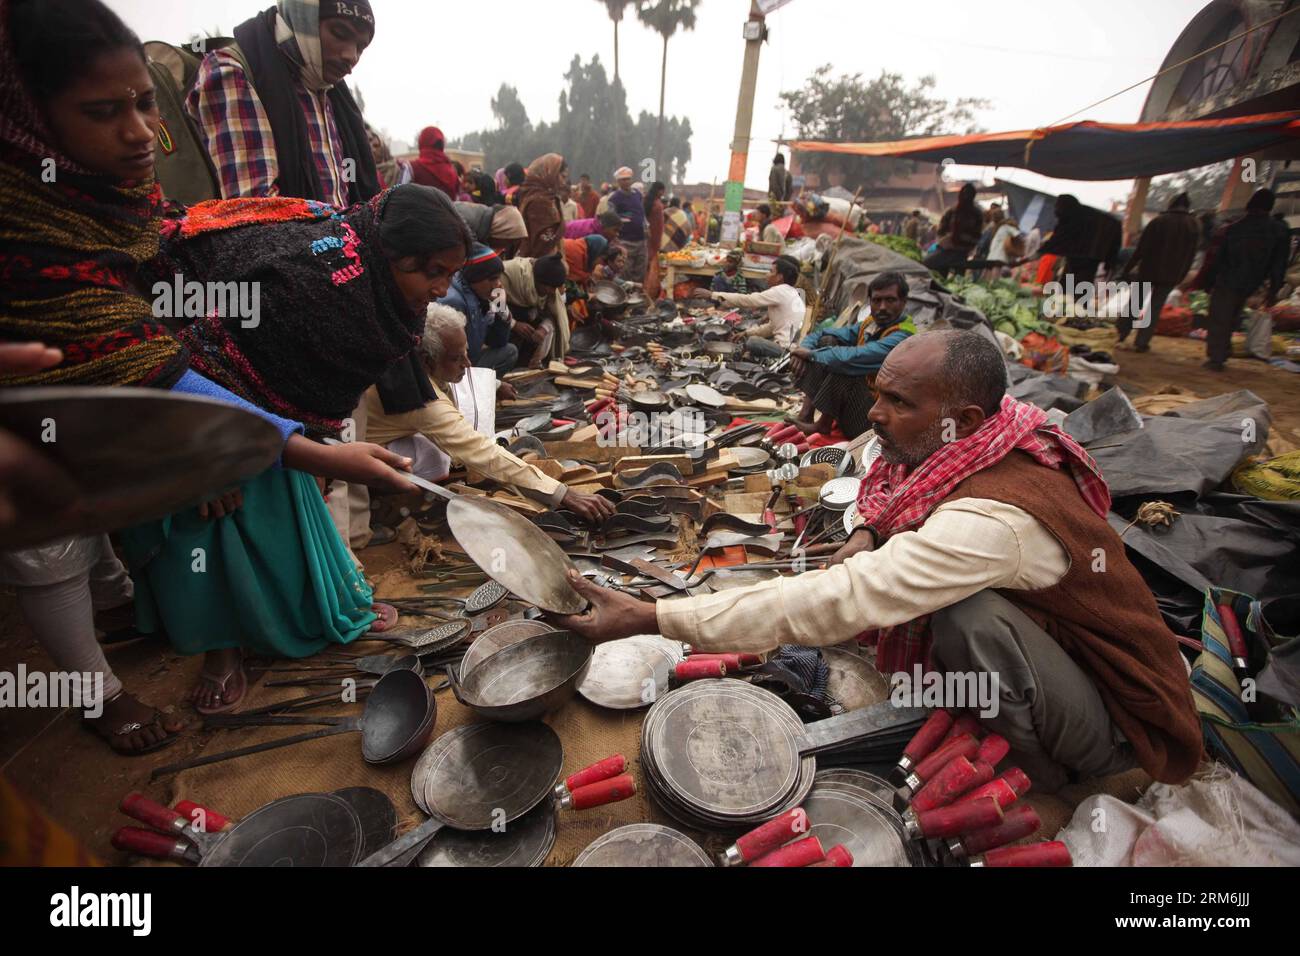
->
[722, 1, 771, 244]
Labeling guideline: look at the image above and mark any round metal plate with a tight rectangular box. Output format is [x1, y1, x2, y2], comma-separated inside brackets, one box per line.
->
[417, 800, 555, 867]
[819, 477, 862, 511]
[572, 824, 713, 867]
[0, 387, 282, 549]
[415, 722, 562, 829]
[801, 446, 847, 469]
[331, 787, 398, 859]
[460, 620, 556, 679]
[685, 383, 726, 408]
[646, 682, 802, 819]
[822, 647, 891, 713]
[730, 446, 771, 469]
[813, 768, 897, 807]
[446, 497, 584, 613]
[802, 784, 912, 868]
[198, 793, 363, 867]
[577, 635, 683, 710]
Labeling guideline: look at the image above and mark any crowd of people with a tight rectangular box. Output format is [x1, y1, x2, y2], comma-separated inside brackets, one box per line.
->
[0, 0, 1265, 802]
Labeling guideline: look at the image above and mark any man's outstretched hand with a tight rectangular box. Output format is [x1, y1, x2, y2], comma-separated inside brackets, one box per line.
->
[550, 570, 658, 643]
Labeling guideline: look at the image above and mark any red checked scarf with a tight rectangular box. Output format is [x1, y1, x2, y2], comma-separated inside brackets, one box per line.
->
[856, 395, 1111, 674]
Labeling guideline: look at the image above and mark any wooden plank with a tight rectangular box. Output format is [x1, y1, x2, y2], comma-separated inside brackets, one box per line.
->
[541, 441, 641, 463]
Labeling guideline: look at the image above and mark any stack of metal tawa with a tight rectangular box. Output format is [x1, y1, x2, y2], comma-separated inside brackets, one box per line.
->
[802, 769, 924, 867]
[640, 680, 815, 831]
[572, 824, 712, 867]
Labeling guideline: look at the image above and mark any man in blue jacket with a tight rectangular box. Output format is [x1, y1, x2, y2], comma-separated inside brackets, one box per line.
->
[438, 244, 519, 381]
[789, 271, 916, 439]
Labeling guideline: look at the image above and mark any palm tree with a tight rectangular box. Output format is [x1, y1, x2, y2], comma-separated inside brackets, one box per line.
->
[637, 0, 699, 184]
[598, 0, 633, 84]
[598, 0, 634, 166]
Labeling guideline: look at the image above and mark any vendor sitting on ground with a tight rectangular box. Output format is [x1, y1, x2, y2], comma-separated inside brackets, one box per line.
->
[789, 271, 916, 439]
[438, 244, 518, 379]
[710, 248, 750, 294]
[361, 305, 614, 524]
[503, 253, 569, 367]
[713, 254, 805, 360]
[556, 330, 1203, 792]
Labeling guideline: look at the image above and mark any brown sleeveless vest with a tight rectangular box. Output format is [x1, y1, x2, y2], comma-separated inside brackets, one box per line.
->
[941, 452, 1203, 783]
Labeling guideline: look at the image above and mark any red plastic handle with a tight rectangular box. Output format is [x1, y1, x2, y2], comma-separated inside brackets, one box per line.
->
[565, 755, 628, 792]
[1217, 603, 1249, 661]
[912, 756, 994, 813]
[567, 773, 636, 811]
[820, 844, 854, 868]
[675, 659, 726, 681]
[749, 836, 825, 868]
[916, 796, 1003, 839]
[733, 808, 809, 863]
[960, 804, 1042, 855]
[940, 713, 983, 746]
[901, 709, 955, 763]
[685, 653, 761, 669]
[120, 792, 186, 834]
[913, 733, 980, 782]
[957, 767, 1032, 809]
[981, 841, 1072, 868]
[112, 827, 189, 861]
[173, 800, 232, 833]
[976, 733, 1010, 768]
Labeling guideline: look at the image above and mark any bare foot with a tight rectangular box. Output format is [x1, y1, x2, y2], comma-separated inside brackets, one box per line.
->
[86, 693, 184, 755]
[190, 648, 245, 714]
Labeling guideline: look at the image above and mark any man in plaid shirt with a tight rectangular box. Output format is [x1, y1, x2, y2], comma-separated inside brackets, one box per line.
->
[187, 0, 380, 206]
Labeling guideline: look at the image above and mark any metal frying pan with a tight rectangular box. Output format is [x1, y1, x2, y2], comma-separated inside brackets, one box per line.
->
[417, 800, 556, 868]
[365, 721, 565, 866]
[447, 630, 593, 722]
[332, 787, 398, 859]
[686, 383, 727, 408]
[577, 635, 684, 710]
[459, 619, 556, 679]
[446, 497, 585, 614]
[822, 647, 891, 714]
[150, 669, 436, 779]
[118, 791, 365, 867]
[0, 387, 282, 549]
[572, 824, 712, 867]
[801, 781, 915, 868]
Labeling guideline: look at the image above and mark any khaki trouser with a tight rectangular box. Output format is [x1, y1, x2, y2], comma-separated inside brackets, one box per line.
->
[930, 590, 1138, 792]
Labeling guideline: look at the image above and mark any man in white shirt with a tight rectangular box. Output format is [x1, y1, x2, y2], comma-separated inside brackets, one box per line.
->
[713, 255, 806, 360]
[554, 330, 1202, 791]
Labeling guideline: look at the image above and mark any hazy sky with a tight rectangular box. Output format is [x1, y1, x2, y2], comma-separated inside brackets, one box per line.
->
[110, 0, 1209, 207]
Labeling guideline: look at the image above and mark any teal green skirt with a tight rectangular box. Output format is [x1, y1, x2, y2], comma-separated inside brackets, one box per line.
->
[120, 468, 376, 658]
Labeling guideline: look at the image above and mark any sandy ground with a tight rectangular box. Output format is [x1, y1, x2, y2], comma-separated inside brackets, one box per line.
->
[1, 333, 1295, 861]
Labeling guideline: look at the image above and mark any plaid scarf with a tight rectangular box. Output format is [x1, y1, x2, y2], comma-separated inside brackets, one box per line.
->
[857, 396, 1111, 674]
[0, 0, 187, 389]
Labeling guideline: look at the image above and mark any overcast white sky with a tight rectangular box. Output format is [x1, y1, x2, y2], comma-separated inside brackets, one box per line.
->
[110, 0, 1208, 207]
